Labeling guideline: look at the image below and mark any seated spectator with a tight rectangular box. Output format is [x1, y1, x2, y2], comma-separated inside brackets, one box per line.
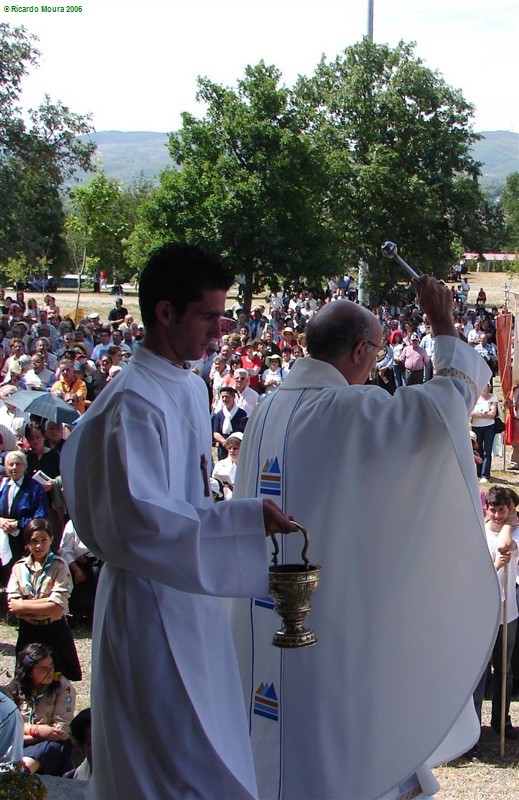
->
[7, 518, 81, 680]
[60, 520, 101, 626]
[0, 451, 48, 587]
[31, 338, 58, 372]
[1, 339, 25, 378]
[52, 360, 87, 414]
[24, 353, 56, 391]
[89, 329, 112, 364]
[0, 690, 23, 763]
[65, 708, 92, 780]
[44, 421, 68, 454]
[212, 387, 248, 459]
[91, 354, 113, 399]
[4, 643, 77, 775]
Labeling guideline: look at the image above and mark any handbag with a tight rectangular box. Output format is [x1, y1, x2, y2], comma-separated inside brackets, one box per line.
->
[494, 414, 506, 434]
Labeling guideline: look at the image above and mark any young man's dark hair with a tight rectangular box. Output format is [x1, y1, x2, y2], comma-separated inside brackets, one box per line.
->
[139, 243, 234, 327]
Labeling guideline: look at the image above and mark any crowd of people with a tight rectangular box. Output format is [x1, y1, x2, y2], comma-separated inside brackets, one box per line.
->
[0, 261, 516, 793]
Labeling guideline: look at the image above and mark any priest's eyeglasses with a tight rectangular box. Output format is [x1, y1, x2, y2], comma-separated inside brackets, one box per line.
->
[366, 340, 387, 360]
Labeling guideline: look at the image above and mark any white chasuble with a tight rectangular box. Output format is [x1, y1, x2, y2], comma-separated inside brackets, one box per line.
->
[231, 337, 500, 800]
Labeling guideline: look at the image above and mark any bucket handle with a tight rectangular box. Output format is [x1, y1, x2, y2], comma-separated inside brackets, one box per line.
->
[270, 522, 310, 568]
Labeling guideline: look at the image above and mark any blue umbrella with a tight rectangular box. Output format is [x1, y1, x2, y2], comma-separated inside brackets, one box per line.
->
[5, 390, 80, 424]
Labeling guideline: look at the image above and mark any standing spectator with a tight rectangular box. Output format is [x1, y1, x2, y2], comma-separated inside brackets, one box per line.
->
[212, 386, 248, 459]
[233, 369, 259, 416]
[420, 325, 435, 381]
[108, 298, 128, 326]
[401, 333, 429, 385]
[476, 288, 487, 307]
[471, 383, 498, 483]
[7, 519, 81, 681]
[473, 487, 519, 740]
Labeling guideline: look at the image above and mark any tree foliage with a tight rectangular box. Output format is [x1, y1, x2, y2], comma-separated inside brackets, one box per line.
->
[293, 39, 488, 287]
[502, 172, 519, 251]
[126, 62, 340, 311]
[0, 23, 95, 279]
[66, 170, 153, 282]
[130, 40, 501, 305]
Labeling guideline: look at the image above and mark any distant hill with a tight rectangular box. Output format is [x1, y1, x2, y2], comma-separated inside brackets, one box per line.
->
[73, 131, 172, 186]
[74, 129, 518, 194]
[473, 131, 519, 196]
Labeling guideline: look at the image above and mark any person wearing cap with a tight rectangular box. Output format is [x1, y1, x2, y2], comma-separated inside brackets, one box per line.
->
[108, 298, 128, 325]
[212, 386, 248, 459]
[233, 369, 259, 416]
[400, 333, 429, 385]
[212, 432, 243, 500]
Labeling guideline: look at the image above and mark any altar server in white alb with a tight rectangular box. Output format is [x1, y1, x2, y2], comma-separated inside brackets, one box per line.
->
[61, 243, 297, 800]
[231, 275, 501, 800]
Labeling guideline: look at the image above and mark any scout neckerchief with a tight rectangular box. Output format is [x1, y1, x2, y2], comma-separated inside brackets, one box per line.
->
[24, 551, 55, 597]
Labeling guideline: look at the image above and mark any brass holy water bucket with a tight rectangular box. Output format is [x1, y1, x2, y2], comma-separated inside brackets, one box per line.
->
[269, 523, 321, 648]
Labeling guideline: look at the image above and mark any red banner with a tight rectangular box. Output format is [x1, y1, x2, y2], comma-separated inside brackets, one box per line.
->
[496, 312, 513, 400]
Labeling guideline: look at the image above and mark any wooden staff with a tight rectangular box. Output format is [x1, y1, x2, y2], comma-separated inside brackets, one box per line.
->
[500, 561, 509, 758]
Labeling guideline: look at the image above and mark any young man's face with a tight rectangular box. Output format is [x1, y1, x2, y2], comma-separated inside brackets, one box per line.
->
[164, 290, 226, 366]
[487, 503, 514, 527]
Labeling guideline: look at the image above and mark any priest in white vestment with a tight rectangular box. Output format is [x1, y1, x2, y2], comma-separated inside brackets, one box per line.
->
[231, 276, 501, 800]
[61, 243, 297, 800]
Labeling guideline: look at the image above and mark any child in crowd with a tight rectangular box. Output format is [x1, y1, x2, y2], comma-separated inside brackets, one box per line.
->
[473, 486, 519, 740]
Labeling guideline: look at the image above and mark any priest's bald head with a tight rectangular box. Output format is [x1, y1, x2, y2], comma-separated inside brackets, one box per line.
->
[306, 300, 383, 385]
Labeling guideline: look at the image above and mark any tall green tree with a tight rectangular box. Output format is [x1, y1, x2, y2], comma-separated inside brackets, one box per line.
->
[126, 62, 339, 311]
[0, 23, 94, 279]
[502, 172, 519, 251]
[294, 39, 487, 286]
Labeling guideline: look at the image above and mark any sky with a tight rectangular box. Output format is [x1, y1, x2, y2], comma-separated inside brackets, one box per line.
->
[2, 0, 518, 134]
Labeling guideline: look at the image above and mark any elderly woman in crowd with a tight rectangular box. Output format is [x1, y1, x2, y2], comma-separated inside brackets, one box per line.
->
[0, 450, 48, 586]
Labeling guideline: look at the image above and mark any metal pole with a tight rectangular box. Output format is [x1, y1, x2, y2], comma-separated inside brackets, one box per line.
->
[360, 2, 374, 304]
[367, 0, 374, 41]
